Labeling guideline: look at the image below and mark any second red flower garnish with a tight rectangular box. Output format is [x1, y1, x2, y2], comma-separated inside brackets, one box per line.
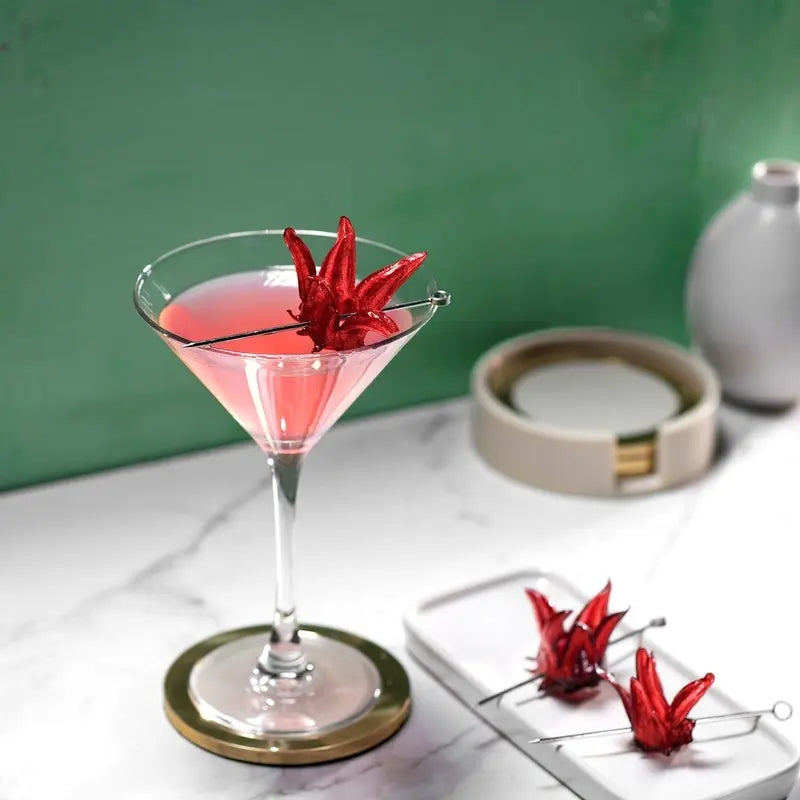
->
[283, 216, 428, 352]
[605, 647, 715, 755]
[526, 581, 627, 697]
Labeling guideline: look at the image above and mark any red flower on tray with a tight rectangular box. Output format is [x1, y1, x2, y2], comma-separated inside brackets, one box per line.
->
[526, 581, 627, 696]
[283, 216, 428, 352]
[607, 647, 715, 755]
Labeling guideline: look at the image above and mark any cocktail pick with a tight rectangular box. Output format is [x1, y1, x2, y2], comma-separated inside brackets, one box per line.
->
[182, 292, 451, 349]
[608, 617, 667, 646]
[529, 702, 793, 747]
[477, 582, 644, 706]
[517, 616, 665, 663]
[477, 674, 543, 706]
[477, 618, 669, 707]
[477, 629, 669, 708]
[530, 648, 793, 757]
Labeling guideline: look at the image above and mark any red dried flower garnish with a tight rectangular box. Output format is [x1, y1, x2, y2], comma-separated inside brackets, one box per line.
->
[606, 647, 715, 755]
[283, 216, 428, 352]
[526, 581, 627, 696]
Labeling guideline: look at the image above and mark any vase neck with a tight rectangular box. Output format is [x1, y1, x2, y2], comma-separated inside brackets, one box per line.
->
[751, 160, 800, 205]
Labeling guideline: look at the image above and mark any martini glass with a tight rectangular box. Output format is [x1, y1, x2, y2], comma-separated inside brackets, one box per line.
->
[133, 228, 448, 764]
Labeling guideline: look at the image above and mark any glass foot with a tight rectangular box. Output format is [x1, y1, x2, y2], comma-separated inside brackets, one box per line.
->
[189, 630, 381, 736]
[164, 624, 411, 765]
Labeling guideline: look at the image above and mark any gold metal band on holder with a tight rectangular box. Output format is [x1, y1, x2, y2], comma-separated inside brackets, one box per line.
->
[472, 328, 720, 495]
[164, 624, 411, 766]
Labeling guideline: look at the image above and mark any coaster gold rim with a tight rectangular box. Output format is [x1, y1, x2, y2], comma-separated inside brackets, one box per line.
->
[164, 624, 411, 765]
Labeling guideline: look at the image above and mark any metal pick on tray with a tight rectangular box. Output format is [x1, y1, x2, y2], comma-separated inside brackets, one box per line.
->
[528, 701, 794, 746]
[476, 617, 667, 707]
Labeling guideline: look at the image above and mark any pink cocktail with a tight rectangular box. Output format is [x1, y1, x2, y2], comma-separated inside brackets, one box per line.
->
[133, 227, 447, 764]
[160, 273, 413, 454]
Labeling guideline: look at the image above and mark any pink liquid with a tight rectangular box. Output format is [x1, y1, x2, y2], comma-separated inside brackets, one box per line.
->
[160, 270, 414, 454]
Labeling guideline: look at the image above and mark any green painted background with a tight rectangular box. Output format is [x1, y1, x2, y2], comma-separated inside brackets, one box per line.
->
[1, 0, 799, 491]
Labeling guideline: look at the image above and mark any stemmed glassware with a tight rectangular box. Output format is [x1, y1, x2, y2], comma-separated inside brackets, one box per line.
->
[134, 226, 448, 763]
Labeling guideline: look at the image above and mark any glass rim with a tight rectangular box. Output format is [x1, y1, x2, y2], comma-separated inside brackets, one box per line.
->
[133, 229, 439, 359]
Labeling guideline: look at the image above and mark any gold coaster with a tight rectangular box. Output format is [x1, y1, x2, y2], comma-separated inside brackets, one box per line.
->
[164, 624, 411, 765]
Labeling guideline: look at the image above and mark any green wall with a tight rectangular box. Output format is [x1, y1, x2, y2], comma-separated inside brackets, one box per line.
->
[1, 0, 799, 491]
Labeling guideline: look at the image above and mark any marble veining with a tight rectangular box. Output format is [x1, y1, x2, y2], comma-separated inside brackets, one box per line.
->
[0, 398, 799, 799]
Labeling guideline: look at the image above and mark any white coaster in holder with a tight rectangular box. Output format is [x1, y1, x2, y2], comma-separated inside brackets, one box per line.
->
[404, 570, 798, 800]
[471, 328, 721, 496]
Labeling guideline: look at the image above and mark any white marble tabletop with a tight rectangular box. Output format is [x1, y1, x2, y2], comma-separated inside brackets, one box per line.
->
[1, 398, 799, 800]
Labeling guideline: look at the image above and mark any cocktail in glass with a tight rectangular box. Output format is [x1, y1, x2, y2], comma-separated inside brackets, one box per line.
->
[133, 227, 448, 763]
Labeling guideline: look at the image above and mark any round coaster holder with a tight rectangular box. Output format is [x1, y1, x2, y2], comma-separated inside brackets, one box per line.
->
[472, 328, 720, 496]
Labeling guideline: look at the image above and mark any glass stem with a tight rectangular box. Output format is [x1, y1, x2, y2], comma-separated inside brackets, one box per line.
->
[258, 452, 307, 677]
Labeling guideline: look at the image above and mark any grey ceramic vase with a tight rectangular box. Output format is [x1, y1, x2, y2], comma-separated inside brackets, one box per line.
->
[686, 160, 800, 408]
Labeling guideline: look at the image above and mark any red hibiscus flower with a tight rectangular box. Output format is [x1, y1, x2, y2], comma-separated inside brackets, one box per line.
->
[526, 581, 627, 696]
[283, 216, 427, 352]
[607, 647, 715, 755]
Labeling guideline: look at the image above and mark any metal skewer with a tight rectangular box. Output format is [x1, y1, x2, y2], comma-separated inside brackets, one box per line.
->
[182, 291, 451, 349]
[528, 701, 793, 745]
[476, 617, 666, 707]
[477, 674, 543, 706]
[608, 617, 667, 646]
[694, 701, 793, 725]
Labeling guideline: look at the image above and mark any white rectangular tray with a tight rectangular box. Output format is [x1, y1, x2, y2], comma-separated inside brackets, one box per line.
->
[404, 569, 799, 800]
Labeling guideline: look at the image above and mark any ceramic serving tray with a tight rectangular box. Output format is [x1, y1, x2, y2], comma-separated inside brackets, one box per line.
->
[404, 570, 798, 800]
